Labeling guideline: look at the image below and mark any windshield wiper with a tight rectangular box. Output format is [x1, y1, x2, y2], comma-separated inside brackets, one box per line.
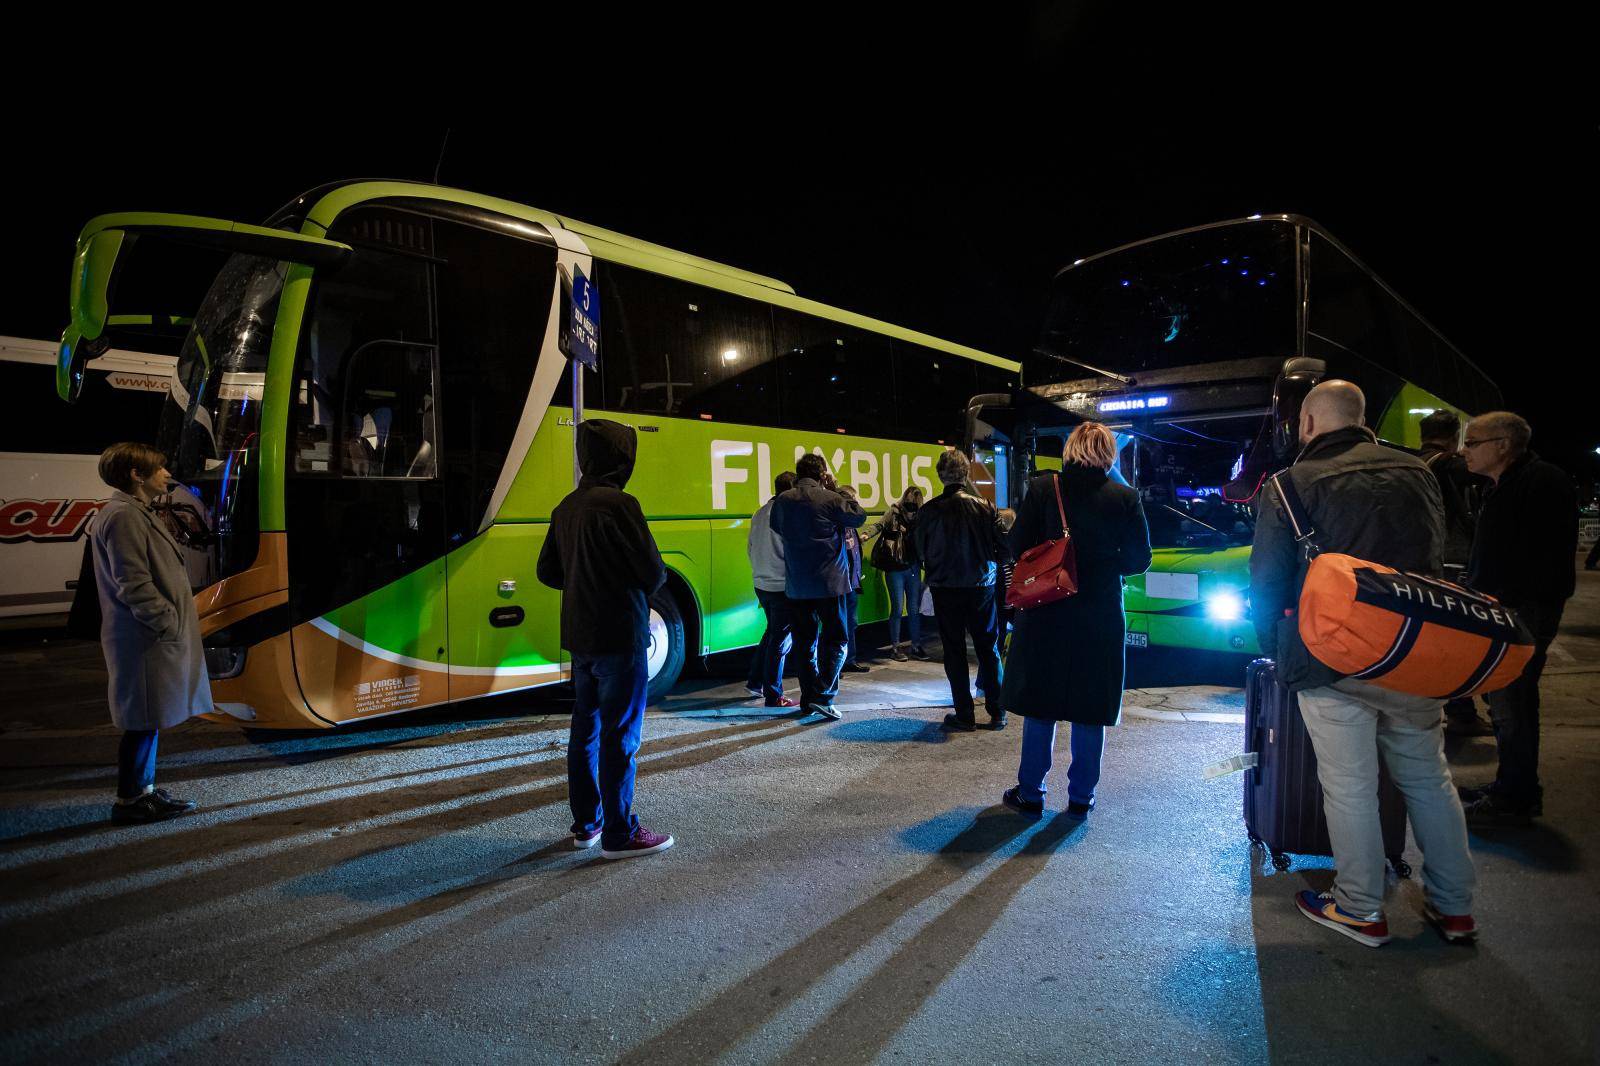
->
[1160, 503, 1221, 533]
[1031, 343, 1137, 387]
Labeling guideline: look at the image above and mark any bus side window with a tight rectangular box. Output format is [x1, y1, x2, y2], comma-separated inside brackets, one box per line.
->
[772, 311, 893, 437]
[597, 262, 776, 424]
[339, 342, 438, 479]
[891, 340, 975, 445]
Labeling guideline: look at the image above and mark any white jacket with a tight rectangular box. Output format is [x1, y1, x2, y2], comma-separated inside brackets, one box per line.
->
[747, 497, 787, 592]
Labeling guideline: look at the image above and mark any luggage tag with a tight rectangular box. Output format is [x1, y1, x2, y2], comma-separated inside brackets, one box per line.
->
[1203, 752, 1260, 779]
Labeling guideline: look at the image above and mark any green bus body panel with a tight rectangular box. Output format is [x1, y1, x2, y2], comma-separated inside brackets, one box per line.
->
[71, 229, 124, 340]
[300, 182, 1019, 372]
[1375, 381, 1463, 448]
[445, 524, 562, 674]
[1123, 545, 1259, 655]
[260, 265, 314, 531]
[323, 559, 449, 665]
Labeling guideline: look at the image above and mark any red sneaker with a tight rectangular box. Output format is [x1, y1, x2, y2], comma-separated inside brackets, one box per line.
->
[765, 696, 798, 708]
[1422, 902, 1478, 944]
[1295, 890, 1391, 947]
[571, 827, 602, 850]
[601, 825, 675, 860]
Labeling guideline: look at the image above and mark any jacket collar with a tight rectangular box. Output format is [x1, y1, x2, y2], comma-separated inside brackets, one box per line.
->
[110, 489, 147, 510]
[1061, 462, 1109, 487]
[1298, 425, 1377, 462]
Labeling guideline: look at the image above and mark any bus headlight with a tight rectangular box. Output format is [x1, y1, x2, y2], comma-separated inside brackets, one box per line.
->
[1205, 590, 1245, 621]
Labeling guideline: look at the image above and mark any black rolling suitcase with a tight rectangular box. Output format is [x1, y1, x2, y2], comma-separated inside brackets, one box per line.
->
[1243, 658, 1410, 876]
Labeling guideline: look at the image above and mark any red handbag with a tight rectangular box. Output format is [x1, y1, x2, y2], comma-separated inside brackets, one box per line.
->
[1005, 473, 1079, 610]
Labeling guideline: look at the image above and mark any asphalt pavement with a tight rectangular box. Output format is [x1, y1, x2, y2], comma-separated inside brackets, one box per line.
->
[1, 566, 1596, 1064]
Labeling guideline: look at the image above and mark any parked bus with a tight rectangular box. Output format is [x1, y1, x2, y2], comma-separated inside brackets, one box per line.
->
[966, 214, 1500, 656]
[1, 337, 174, 620]
[54, 181, 1019, 727]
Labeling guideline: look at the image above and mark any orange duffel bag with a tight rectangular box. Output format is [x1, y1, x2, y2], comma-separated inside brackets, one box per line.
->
[1271, 471, 1534, 699]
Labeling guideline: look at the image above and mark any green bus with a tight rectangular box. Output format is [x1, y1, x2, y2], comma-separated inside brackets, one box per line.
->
[58, 181, 1019, 728]
[967, 214, 1501, 655]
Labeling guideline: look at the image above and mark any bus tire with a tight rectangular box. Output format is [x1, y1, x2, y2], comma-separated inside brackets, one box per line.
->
[645, 588, 686, 705]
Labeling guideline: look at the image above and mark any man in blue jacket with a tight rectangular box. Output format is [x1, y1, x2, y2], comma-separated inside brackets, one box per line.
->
[771, 454, 867, 720]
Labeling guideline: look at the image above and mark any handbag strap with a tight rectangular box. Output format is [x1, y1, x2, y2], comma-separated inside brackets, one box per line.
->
[1270, 470, 1320, 554]
[1051, 472, 1070, 536]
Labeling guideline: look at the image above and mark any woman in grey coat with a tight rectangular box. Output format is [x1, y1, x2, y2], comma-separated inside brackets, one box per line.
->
[1001, 423, 1151, 821]
[91, 443, 212, 824]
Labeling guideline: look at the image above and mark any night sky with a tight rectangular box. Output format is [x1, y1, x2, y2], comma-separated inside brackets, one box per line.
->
[6, 13, 1593, 481]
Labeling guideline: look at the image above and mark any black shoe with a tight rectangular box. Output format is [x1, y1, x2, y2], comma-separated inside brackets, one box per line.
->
[151, 789, 196, 814]
[1002, 787, 1044, 818]
[842, 662, 870, 673]
[909, 646, 930, 661]
[1462, 792, 1533, 826]
[1064, 801, 1093, 821]
[1456, 783, 1493, 805]
[941, 713, 977, 732]
[1445, 715, 1495, 738]
[110, 793, 186, 825]
[890, 645, 909, 662]
[984, 713, 1008, 731]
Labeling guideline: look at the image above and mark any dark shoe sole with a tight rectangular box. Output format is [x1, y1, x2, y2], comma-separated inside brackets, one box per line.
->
[983, 717, 1008, 731]
[600, 835, 675, 860]
[1001, 788, 1044, 818]
[941, 714, 977, 732]
[110, 805, 182, 825]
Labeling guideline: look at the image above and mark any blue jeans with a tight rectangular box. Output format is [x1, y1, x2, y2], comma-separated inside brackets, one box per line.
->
[569, 649, 648, 848]
[845, 590, 860, 665]
[118, 729, 158, 800]
[885, 568, 922, 647]
[746, 587, 794, 702]
[789, 594, 849, 708]
[1017, 716, 1104, 807]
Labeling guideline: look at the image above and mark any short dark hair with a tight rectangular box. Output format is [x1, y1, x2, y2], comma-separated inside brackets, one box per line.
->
[795, 454, 827, 482]
[774, 471, 797, 495]
[97, 442, 166, 493]
[1420, 409, 1461, 444]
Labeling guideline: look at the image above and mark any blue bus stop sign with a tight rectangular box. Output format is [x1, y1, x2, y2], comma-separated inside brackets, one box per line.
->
[569, 266, 600, 368]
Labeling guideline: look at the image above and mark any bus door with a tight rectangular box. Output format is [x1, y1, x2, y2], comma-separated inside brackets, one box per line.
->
[285, 205, 566, 720]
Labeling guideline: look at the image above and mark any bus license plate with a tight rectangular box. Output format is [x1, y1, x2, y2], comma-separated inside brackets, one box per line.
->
[1124, 631, 1149, 648]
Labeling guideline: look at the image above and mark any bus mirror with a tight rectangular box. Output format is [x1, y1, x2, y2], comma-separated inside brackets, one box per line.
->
[56, 325, 108, 403]
[65, 211, 354, 355]
[1270, 357, 1326, 459]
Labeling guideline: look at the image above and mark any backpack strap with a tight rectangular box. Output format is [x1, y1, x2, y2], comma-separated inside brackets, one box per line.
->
[1269, 470, 1320, 555]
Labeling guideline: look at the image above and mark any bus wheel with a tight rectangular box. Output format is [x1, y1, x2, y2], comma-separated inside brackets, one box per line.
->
[645, 589, 686, 705]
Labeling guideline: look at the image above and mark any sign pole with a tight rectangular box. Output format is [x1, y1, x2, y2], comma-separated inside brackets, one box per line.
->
[572, 357, 583, 489]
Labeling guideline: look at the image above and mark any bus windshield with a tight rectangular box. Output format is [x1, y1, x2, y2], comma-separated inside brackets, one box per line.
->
[1126, 415, 1261, 550]
[157, 253, 286, 576]
[1032, 220, 1298, 386]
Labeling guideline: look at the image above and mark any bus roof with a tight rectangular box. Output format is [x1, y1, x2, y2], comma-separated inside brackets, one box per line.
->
[1053, 213, 1493, 392]
[290, 181, 1019, 373]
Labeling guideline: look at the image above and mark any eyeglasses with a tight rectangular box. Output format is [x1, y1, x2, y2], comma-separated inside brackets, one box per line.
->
[1462, 437, 1506, 449]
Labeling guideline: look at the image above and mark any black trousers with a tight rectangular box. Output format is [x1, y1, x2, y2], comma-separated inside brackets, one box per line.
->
[789, 594, 849, 708]
[1486, 640, 1550, 807]
[931, 586, 1004, 720]
[746, 588, 793, 703]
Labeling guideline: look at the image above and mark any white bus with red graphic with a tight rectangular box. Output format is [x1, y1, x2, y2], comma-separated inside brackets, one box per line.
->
[0, 337, 173, 620]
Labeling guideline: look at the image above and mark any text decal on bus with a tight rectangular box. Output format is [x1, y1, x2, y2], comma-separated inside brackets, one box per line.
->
[0, 499, 105, 543]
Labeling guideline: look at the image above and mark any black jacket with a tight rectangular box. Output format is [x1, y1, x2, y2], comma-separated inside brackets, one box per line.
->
[1466, 451, 1577, 642]
[1000, 465, 1151, 726]
[1418, 442, 1488, 569]
[911, 483, 1010, 589]
[536, 420, 667, 655]
[1250, 426, 1444, 689]
[770, 478, 866, 599]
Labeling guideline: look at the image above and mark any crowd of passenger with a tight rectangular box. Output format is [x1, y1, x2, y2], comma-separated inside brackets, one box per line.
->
[84, 386, 1580, 940]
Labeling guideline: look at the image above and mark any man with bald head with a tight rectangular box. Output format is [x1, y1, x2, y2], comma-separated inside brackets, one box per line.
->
[1458, 411, 1578, 824]
[1252, 380, 1478, 947]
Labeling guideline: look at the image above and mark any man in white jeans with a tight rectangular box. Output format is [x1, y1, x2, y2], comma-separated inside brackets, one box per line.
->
[1251, 381, 1477, 947]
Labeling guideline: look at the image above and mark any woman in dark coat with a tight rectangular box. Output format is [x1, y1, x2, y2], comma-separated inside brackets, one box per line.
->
[1001, 423, 1151, 819]
[91, 442, 212, 825]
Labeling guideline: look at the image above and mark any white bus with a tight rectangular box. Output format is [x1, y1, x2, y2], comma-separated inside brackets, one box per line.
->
[0, 337, 174, 620]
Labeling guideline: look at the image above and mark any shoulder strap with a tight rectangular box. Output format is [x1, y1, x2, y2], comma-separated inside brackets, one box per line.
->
[1052, 473, 1070, 535]
[1270, 470, 1318, 553]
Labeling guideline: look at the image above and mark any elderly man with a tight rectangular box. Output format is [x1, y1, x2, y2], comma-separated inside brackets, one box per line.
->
[1251, 381, 1476, 947]
[913, 449, 1010, 732]
[1458, 411, 1579, 824]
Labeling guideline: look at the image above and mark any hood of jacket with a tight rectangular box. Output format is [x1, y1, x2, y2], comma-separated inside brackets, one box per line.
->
[577, 419, 637, 490]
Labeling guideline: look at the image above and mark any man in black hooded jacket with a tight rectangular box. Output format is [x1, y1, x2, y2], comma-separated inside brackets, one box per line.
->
[537, 420, 674, 860]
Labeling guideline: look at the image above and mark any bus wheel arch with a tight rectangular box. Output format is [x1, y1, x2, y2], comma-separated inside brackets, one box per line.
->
[645, 572, 698, 705]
